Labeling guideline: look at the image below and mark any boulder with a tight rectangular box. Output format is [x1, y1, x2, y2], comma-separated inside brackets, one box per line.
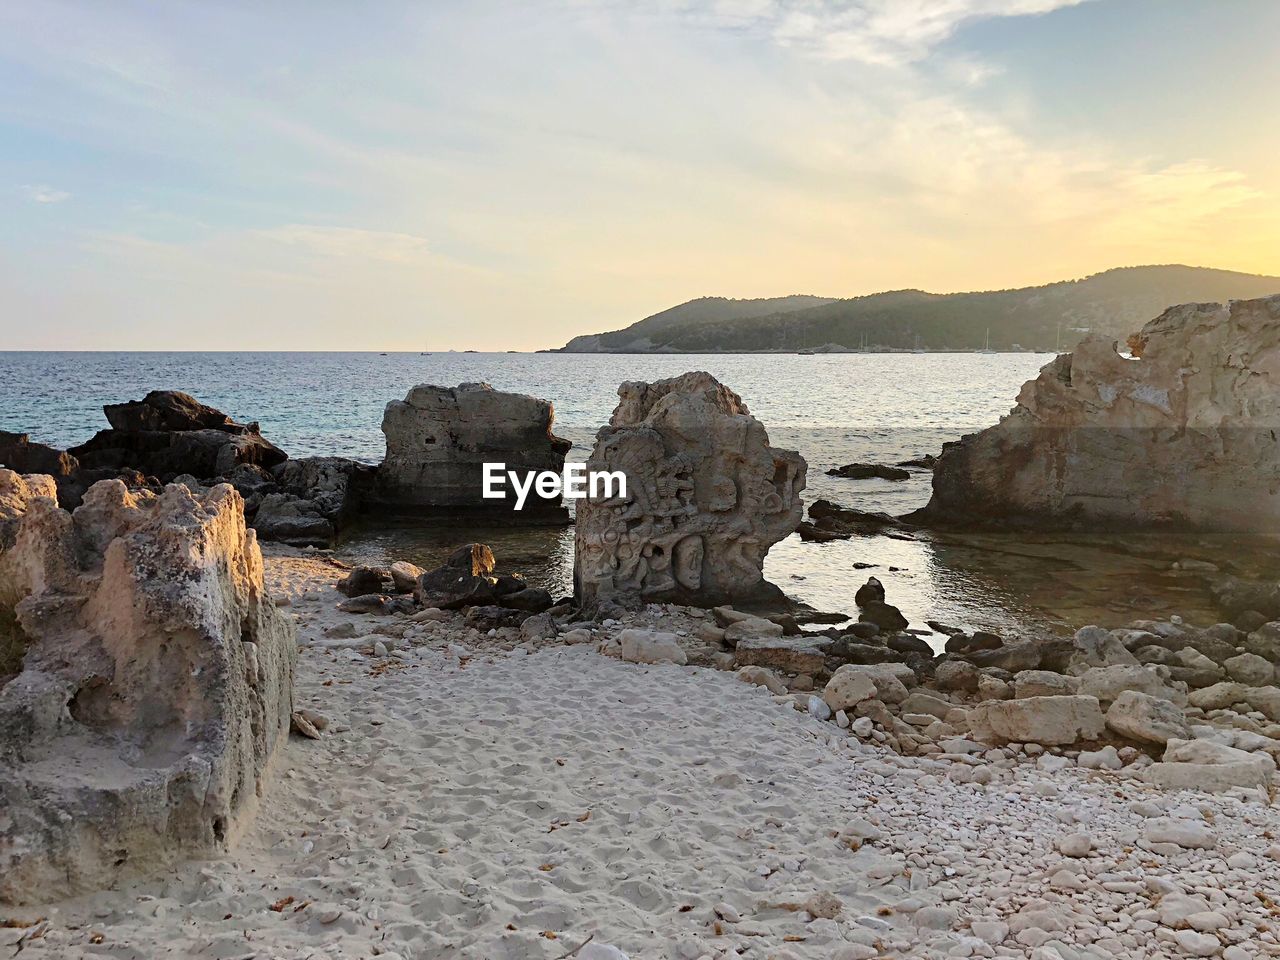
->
[1104, 690, 1190, 745]
[1013, 670, 1080, 699]
[414, 543, 499, 609]
[1076, 664, 1185, 707]
[1224, 651, 1276, 686]
[822, 666, 878, 711]
[918, 294, 1280, 531]
[389, 561, 425, 593]
[252, 456, 371, 546]
[967, 695, 1106, 746]
[824, 664, 910, 706]
[370, 382, 571, 516]
[733, 636, 830, 674]
[69, 391, 286, 481]
[0, 479, 295, 904]
[1245, 622, 1280, 662]
[616, 629, 687, 665]
[574, 373, 806, 608]
[827, 462, 910, 481]
[339, 565, 389, 597]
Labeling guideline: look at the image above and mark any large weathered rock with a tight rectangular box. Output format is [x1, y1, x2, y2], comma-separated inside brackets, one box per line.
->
[968, 695, 1106, 745]
[919, 295, 1280, 530]
[371, 382, 571, 515]
[574, 373, 806, 608]
[0, 477, 296, 904]
[69, 390, 286, 481]
[1104, 689, 1190, 745]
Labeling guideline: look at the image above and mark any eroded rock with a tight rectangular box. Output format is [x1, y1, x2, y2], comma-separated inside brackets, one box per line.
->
[0, 478, 295, 904]
[920, 295, 1280, 530]
[574, 373, 806, 608]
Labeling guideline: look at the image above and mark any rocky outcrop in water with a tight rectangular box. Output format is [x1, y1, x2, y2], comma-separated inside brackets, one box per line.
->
[0, 474, 295, 904]
[69, 390, 287, 482]
[574, 372, 806, 609]
[371, 382, 572, 516]
[919, 295, 1280, 530]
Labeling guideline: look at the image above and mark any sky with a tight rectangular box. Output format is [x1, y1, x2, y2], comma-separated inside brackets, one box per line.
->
[1, 0, 1277, 351]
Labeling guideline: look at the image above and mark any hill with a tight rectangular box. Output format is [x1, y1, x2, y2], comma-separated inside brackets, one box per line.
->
[555, 266, 1280, 353]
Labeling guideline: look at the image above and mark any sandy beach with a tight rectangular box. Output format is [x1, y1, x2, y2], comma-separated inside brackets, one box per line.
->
[2, 550, 1275, 960]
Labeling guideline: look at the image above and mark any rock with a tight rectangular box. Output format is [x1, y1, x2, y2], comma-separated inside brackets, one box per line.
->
[933, 659, 981, 692]
[1013, 670, 1080, 698]
[340, 566, 389, 597]
[1056, 833, 1092, 857]
[858, 600, 909, 632]
[1225, 651, 1276, 686]
[854, 576, 886, 607]
[736, 665, 787, 695]
[415, 543, 499, 609]
[919, 294, 1280, 531]
[1245, 622, 1280, 662]
[0, 480, 295, 904]
[520, 612, 558, 642]
[967, 695, 1106, 746]
[827, 664, 910, 706]
[617, 628, 687, 665]
[976, 674, 1012, 700]
[723, 616, 784, 646]
[1188, 681, 1248, 711]
[1246, 685, 1280, 720]
[1105, 690, 1190, 745]
[253, 456, 371, 546]
[1163, 737, 1276, 778]
[1144, 760, 1272, 793]
[827, 462, 910, 481]
[822, 666, 878, 711]
[1077, 745, 1123, 770]
[69, 390, 286, 482]
[899, 691, 954, 719]
[1076, 664, 1184, 707]
[1142, 817, 1216, 849]
[808, 695, 832, 720]
[1172, 931, 1221, 958]
[805, 499, 901, 537]
[388, 560, 424, 593]
[733, 636, 830, 674]
[501, 586, 555, 613]
[970, 639, 1043, 673]
[574, 372, 806, 608]
[370, 382, 571, 515]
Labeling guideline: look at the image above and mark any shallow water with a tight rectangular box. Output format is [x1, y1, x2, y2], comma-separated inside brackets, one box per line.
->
[3, 350, 1274, 637]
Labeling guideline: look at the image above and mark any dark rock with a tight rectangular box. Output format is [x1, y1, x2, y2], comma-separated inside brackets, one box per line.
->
[493, 574, 527, 596]
[797, 521, 850, 542]
[337, 594, 391, 614]
[854, 576, 886, 608]
[887, 634, 933, 655]
[253, 457, 372, 546]
[858, 599, 908, 632]
[927, 620, 965, 636]
[896, 455, 937, 469]
[807, 499, 902, 538]
[969, 639, 1043, 673]
[1235, 610, 1269, 633]
[846, 621, 880, 640]
[827, 463, 911, 481]
[104, 390, 237, 432]
[340, 566, 388, 598]
[767, 614, 802, 636]
[465, 605, 532, 629]
[828, 640, 904, 666]
[501, 587, 555, 613]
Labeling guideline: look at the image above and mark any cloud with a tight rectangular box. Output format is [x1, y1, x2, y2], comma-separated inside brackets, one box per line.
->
[255, 225, 434, 264]
[22, 184, 71, 203]
[663, 0, 1094, 64]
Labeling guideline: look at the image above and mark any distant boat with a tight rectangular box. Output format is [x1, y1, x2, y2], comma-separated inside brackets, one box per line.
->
[380, 352, 388, 356]
[978, 329, 995, 354]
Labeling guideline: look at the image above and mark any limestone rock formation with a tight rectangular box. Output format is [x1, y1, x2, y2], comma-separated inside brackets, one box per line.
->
[253, 456, 372, 546]
[574, 372, 806, 609]
[0, 474, 295, 904]
[920, 295, 1280, 530]
[371, 382, 572, 516]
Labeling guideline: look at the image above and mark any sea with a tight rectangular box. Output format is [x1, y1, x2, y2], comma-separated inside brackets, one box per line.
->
[1, 350, 1264, 640]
